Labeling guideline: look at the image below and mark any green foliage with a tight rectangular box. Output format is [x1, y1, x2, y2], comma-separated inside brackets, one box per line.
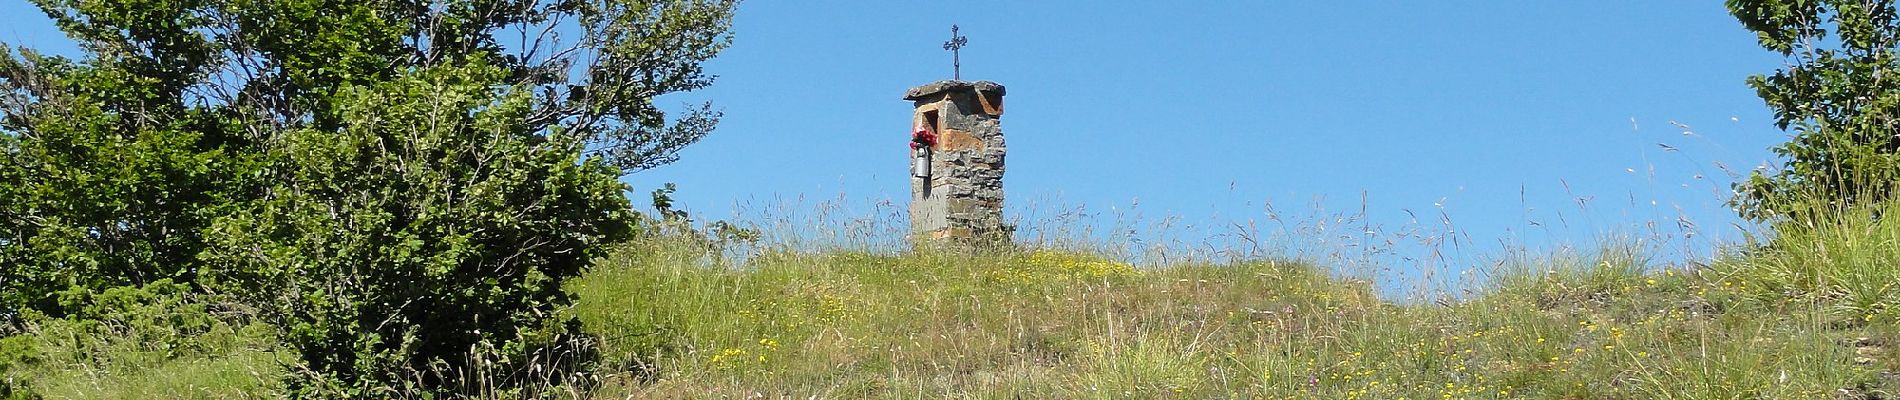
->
[1728, 0, 1900, 221]
[635, 183, 760, 251]
[0, 334, 40, 400]
[200, 63, 636, 396]
[2, 0, 738, 396]
[0, 39, 260, 319]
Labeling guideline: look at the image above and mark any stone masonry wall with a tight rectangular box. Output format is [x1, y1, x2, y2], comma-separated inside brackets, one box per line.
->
[906, 80, 1007, 241]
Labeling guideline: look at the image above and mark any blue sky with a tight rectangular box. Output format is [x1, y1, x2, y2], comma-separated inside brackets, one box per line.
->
[1, 2, 1791, 285]
[641, 2, 1787, 268]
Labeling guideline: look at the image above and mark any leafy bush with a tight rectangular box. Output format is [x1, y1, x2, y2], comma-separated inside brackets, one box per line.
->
[198, 63, 635, 397]
[0, 334, 39, 400]
[0, 39, 259, 321]
[3, 0, 737, 396]
[1728, 1, 1900, 221]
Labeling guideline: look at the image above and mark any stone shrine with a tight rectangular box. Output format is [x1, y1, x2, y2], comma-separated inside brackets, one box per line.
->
[906, 80, 1008, 242]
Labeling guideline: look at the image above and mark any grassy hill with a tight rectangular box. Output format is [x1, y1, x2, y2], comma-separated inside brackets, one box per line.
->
[570, 228, 1897, 399]
[7, 204, 1900, 399]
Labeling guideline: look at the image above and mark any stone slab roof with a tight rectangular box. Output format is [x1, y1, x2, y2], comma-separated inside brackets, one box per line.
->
[904, 80, 1006, 100]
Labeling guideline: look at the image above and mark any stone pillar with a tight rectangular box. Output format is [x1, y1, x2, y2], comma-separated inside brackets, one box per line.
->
[906, 80, 1008, 242]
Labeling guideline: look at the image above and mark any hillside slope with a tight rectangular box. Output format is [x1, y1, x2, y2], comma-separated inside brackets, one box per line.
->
[8, 208, 1900, 399]
[574, 228, 1900, 399]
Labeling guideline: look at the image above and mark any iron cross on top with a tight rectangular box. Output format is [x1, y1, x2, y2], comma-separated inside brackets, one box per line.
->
[943, 25, 968, 80]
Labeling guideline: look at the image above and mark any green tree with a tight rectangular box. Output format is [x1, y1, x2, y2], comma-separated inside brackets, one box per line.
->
[202, 62, 639, 396]
[0, 1, 261, 319]
[2, 0, 737, 395]
[1729, 0, 1900, 221]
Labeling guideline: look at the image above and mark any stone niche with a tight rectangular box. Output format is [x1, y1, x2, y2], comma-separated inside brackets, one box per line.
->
[906, 80, 1008, 242]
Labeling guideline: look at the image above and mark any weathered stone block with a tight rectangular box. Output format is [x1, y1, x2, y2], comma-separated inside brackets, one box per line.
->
[978, 90, 1004, 116]
[937, 129, 984, 151]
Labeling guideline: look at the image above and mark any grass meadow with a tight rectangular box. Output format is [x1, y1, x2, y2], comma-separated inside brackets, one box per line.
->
[8, 190, 1900, 399]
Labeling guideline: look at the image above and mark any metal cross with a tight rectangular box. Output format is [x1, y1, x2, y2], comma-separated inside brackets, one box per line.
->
[942, 25, 968, 80]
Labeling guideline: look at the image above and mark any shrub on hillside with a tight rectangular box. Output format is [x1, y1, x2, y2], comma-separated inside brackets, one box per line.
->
[1729, 1, 1900, 221]
[2, 0, 737, 396]
[199, 64, 635, 397]
[0, 41, 260, 322]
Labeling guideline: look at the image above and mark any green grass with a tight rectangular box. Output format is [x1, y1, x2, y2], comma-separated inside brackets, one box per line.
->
[1, 288, 285, 399]
[9, 203, 1900, 399]
[566, 216, 1900, 399]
